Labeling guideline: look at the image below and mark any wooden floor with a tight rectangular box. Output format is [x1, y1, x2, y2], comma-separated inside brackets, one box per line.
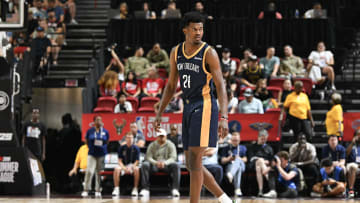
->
[0, 197, 357, 203]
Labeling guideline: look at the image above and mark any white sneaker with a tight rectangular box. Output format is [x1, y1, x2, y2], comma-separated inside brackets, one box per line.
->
[226, 172, 233, 184]
[95, 191, 102, 197]
[70, 19, 78, 25]
[263, 190, 277, 198]
[112, 187, 120, 196]
[139, 189, 150, 197]
[81, 191, 88, 197]
[319, 91, 325, 101]
[172, 189, 180, 197]
[235, 188, 242, 197]
[331, 85, 336, 90]
[131, 187, 138, 196]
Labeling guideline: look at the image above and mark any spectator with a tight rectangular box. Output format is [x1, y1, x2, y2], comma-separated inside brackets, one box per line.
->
[194, 1, 213, 20]
[47, 9, 64, 65]
[283, 81, 314, 141]
[22, 108, 47, 162]
[240, 55, 265, 88]
[345, 129, 360, 198]
[254, 79, 277, 111]
[167, 124, 182, 148]
[12, 32, 29, 61]
[114, 93, 133, 113]
[97, 70, 121, 97]
[238, 48, 253, 74]
[154, 94, 183, 113]
[222, 63, 237, 94]
[263, 151, 299, 198]
[221, 48, 237, 77]
[30, 26, 51, 76]
[66, 0, 77, 24]
[227, 89, 238, 114]
[161, 1, 181, 19]
[238, 88, 264, 114]
[247, 129, 274, 196]
[106, 45, 125, 82]
[120, 122, 145, 148]
[202, 146, 223, 185]
[311, 159, 346, 197]
[304, 2, 326, 19]
[279, 45, 305, 77]
[29, 0, 47, 20]
[113, 2, 130, 19]
[142, 67, 164, 98]
[259, 47, 280, 78]
[146, 43, 170, 72]
[219, 132, 247, 197]
[258, 2, 282, 20]
[322, 135, 346, 170]
[142, 2, 156, 19]
[47, 0, 64, 23]
[289, 133, 319, 191]
[68, 144, 89, 191]
[307, 41, 336, 91]
[82, 115, 110, 197]
[140, 129, 180, 197]
[278, 79, 292, 106]
[112, 132, 140, 197]
[325, 93, 343, 137]
[125, 46, 150, 79]
[122, 71, 141, 98]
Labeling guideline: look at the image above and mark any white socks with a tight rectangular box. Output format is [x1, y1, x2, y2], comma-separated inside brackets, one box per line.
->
[218, 193, 233, 203]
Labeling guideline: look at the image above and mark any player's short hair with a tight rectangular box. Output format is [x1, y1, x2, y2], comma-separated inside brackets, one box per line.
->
[182, 12, 205, 28]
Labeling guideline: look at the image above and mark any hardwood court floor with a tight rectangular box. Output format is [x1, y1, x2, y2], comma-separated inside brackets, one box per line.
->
[0, 197, 358, 203]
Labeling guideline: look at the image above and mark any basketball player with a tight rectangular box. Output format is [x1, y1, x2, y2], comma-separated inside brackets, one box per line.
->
[154, 12, 234, 203]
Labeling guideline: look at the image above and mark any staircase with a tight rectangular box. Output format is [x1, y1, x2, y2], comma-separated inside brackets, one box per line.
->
[39, 0, 110, 87]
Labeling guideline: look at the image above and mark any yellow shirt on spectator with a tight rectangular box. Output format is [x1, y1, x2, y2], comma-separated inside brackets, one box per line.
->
[325, 104, 343, 136]
[284, 92, 311, 120]
[75, 144, 89, 170]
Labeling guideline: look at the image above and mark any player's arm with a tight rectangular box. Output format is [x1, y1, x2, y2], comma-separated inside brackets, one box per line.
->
[154, 48, 179, 128]
[206, 48, 228, 138]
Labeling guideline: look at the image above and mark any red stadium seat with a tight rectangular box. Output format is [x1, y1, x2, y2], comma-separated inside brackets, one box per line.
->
[126, 97, 139, 112]
[269, 78, 285, 89]
[239, 86, 255, 97]
[140, 97, 160, 108]
[97, 96, 117, 109]
[138, 107, 155, 113]
[157, 68, 168, 79]
[93, 107, 113, 113]
[267, 86, 281, 100]
[266, 108, 281, 112]
[293, 78, 313, 95]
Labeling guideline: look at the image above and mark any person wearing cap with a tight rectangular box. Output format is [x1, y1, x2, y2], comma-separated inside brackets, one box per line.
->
[125, 47, 150, 79]
[30, 26, 51, 75]
[221, 48, 237, 76]
[240, 55, 266, 88]
[140, 128, 180, 197]
[283, 81, 314, 141]
[247, 129, 274, 196]
[238, 88, 264, 114]
[325, 93, 343, 137]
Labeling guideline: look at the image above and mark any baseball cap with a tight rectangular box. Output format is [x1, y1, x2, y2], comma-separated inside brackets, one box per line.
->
[243, 88, 253, 97]
[249, 55, 257, 61]
[156, 128, 167, 137]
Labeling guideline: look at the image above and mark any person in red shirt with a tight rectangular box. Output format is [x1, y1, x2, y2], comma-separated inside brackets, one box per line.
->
[142, 67, 164, 98]
[122, 71, 141, 98]
[98, 70, 121, 97]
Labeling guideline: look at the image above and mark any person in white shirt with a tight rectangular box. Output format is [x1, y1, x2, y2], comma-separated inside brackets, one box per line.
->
[114, 93, 133, 113]
[304, 3, 326, 19]
[238, 88, 264, 114]
[221, 48, 238, 76]
[307, 41, 336, 90]
[227, 89, 238, 114]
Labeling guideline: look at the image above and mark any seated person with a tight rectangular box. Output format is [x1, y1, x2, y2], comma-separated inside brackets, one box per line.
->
[120, 122, 145, 148]
[47, 8, 64, 65]
[122, 71, 141, 98]
[345, 129, 360, 198]
[247, 130, 274, 196]
[240, 55, 265, 88]
[238, 88, 264, 114]
[29, 0, 47, 20]
[322, 135, 346, 170]
[258, 2, 282, 20]
[98, 70, 121, 97]
[277, 79, 292, 107]
[141, 67, 164, 98]
[259, 47, 280, 78]
[142, 2, 156, 19]
[167, 124, 182, 148]
[222, 65, 237, 94]
[279, 45, 305, 78]
[112, 133, 140, 197]
[125, 47, 150, 79]
[254, 79, 277, 111]
[154, 94, 183, 114]
[68, 144, 88, 190]
[161, 1, 181, 19]
[194, 1, 213, 20]
[202, 146, 223, 185]
[311, 159, 346, 197]
[47, 0, 64, 23]
[106, 45, 125, 82]
[146, 43, 170, 72]
[113, 2, 131, 19]
[219, 132, 247, 197]
[114, 93, 133, 113]
[227, 89, 238, 114]
[304, 2, 326, 19]
[238, 48, 253, 75]
[140, 129, 180, 197]
[221, 48, 238, 77]
[263, 151, 299, 198]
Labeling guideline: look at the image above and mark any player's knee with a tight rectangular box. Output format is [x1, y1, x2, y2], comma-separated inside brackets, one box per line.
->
[187, 153, 201, 172]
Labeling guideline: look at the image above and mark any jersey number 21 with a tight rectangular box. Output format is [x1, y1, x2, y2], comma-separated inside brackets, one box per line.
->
[182, 75, 191, 88]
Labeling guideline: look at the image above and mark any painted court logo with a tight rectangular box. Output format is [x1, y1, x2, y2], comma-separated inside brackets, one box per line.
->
[0, 91, 9, 111]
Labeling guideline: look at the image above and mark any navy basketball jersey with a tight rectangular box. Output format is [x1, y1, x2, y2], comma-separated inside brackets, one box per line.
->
[175, 42, 215, 102]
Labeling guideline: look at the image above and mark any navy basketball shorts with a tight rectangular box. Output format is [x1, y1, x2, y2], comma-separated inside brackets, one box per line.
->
[182, 99, 218, 151]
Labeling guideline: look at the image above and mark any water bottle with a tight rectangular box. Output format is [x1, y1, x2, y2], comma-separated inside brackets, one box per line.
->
[46, 182, 50, 198]
[295, 9, 299, 19]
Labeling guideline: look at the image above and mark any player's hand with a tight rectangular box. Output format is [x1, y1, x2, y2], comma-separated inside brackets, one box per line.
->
[218, 119, 228, 139]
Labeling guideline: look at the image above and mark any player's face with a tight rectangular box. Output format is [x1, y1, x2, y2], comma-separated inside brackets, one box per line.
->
[184, 23, 203, 45]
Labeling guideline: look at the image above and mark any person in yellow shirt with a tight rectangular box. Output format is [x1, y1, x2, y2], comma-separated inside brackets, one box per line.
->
[325, 93, 343, 136]
[283, 81, 315, 141]
[69, 144, 89, 175]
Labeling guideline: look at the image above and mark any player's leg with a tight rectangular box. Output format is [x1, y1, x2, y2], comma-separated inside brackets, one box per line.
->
[187, 146, 206, 203]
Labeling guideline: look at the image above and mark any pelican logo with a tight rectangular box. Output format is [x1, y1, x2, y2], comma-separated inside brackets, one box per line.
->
[0, 91, 9, 111]
[249, 122, 273, 131]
